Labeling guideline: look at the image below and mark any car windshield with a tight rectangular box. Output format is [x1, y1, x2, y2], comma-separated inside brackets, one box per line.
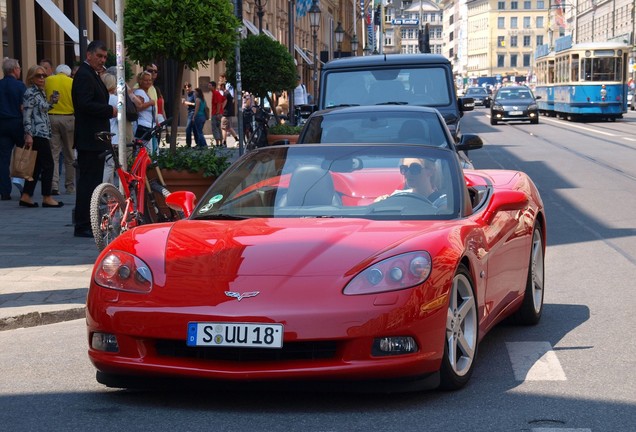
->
[300, 110, 451, 148]
[323, 67, 452, 108]
[495, 88, 534, 100]
[465, 88, 487, 96]
[193, 144, 463, 221]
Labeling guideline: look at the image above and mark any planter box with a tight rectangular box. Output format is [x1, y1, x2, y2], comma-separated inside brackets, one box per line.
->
[267, 134, 299, 146]
[158, 169, 216, 202]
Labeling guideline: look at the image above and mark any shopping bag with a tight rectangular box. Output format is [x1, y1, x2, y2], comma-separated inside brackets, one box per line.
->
[10, 146, 37, 181]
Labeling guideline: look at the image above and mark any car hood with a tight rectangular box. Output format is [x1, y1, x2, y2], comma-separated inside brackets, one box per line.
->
[128, 218, 453, 282]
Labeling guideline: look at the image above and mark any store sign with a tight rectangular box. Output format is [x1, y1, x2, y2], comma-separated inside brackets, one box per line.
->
[392, 19, 419, 26]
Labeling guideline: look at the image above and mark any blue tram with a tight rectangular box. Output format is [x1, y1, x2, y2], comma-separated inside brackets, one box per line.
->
[534, 36, 629, 121]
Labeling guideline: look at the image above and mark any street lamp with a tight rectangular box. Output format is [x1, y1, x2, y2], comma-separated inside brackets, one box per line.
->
[334, 22, 344, 58]
[351, 34, 359, 56]
[309, 0, 321, 103]
[255, 0, 268, 33]
[363, 45, 372, 56]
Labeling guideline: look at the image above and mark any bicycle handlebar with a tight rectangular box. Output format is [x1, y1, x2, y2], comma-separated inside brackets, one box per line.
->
[138, 117, 173, 142]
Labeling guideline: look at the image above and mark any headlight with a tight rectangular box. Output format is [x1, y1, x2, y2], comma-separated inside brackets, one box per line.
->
[492, 104, 504, 111]
[343, 252, 432, 295]
[528, 103, 538, 110]
[94, 251, 153, 293]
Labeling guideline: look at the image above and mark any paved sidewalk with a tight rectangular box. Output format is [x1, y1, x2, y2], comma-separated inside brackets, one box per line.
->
[0, 144, 241, 331]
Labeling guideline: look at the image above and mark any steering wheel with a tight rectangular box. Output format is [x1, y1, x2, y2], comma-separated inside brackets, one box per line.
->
[370, 191, 436, 214]
[390, 191, 433, 205]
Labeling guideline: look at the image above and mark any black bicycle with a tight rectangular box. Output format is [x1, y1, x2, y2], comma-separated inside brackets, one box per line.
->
[245, 106, 272, 151]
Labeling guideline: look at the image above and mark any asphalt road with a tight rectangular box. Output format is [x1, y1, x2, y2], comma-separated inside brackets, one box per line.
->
[1, 109, 635, 431]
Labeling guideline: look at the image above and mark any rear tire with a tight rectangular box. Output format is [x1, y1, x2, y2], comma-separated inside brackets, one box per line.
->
[512, 224, 544, 325]
[90, 183, 126, 251]
[439, 263, 478, 390]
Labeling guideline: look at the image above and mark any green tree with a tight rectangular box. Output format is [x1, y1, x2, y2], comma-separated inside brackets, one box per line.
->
[225, 34, 297, 110]
[124, 0, 240, 151]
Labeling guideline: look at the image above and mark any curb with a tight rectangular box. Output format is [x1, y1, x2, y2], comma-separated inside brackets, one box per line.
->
[0, 307, 86, 332]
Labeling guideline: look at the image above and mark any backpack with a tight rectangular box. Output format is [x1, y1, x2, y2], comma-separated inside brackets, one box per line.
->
[125, 92, 139, 122]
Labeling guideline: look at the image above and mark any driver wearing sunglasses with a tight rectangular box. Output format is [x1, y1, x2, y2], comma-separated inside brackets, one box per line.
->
[375, 157, 441, 203]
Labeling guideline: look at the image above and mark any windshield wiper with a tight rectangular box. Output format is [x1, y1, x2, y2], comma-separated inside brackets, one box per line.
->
[327, 104, 360, 108]
[376, 101, 408, 105]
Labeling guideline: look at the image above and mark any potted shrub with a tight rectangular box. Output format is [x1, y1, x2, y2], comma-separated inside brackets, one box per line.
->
[268, 123, 303, 145]
[153, 146, 231, 200]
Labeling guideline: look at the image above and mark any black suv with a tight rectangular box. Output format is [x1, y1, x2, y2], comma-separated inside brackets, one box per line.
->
[318, 54, 475, 140]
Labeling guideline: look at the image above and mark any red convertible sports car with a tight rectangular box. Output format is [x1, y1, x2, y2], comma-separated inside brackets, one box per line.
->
[87, 143, 546, 392]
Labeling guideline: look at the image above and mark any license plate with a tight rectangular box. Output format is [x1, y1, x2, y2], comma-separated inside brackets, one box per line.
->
[509, 110, 523, 115]
[187, 322, 284, 348]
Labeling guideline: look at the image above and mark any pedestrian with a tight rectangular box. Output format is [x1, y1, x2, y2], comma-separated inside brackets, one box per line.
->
[220, 82, 239, 147]
[44, 64, 75, 195]
[181, 82, 198, 147]
[193, 87, 208, 148]
[293, 75, 308, 105]
[20, 64, 63, 208]
[143, 64, 159, 101]
[0, 58, 27, 200]
[38, 59, 53, 78]
[133, 71, 157, 152]
[219, 73, 234, 97]
[155, 86, 166, 149]
[71, 40, 117, 238]
[101, 73, 118, 184]
[207, 81, 225, 147]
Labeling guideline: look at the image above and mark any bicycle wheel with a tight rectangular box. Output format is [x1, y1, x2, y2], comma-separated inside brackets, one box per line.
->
[90, 183, 126, 251]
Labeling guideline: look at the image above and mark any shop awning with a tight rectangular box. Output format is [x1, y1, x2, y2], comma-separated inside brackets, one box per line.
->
[92, 3, 117, 34]
[35, 0, 79, 43]
[243, 19, 259, 36]
[295, 46, 313, 66]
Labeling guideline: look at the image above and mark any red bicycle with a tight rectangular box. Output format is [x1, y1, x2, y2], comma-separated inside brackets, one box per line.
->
[90, 119, 180, 251]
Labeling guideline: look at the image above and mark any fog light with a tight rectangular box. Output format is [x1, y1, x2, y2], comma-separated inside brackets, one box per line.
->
[92, 332, 119, 352]
[372, 336, 418, 356]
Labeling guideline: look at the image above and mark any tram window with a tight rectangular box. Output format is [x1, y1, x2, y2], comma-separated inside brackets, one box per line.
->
[571, 54, 579, 81]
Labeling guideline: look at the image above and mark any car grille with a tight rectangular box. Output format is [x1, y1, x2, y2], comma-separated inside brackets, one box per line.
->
[155, 340, 338, 362]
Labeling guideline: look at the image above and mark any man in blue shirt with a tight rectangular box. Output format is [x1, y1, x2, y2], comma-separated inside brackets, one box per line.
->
[0, 58, 27, 200]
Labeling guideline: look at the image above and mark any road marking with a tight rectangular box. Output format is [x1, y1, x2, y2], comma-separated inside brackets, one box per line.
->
[506, 341, 567, 381]
[532, 429, 592, 432]
[623, 137, 636, 142]
[539, 117, 617, 136]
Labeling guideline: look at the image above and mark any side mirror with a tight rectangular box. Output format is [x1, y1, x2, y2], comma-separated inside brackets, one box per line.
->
[455, 133, 484, 152]
[459, 97, 475, 112]
[479, 190, 528, 225]
[165, 191, 197, 218]
[535, 95, 542, 100]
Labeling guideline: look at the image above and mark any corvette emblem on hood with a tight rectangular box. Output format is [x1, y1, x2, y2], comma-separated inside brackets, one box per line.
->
[225, 291, 260, 301]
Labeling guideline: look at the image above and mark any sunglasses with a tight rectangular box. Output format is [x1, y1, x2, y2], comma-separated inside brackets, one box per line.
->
[34, 73, 47, 79]
[399, 163, 433, 175]
[146, 69, 157, 73]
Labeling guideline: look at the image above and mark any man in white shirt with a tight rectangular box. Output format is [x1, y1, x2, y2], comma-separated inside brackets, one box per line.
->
[293, 75, 308, 106]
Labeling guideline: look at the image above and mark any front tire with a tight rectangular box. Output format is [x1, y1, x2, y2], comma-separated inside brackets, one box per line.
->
[439, 263, 478, 390]
[513, 224, 545, 325]
[490, 117, 498, 125]
[90, 183, 126, 251]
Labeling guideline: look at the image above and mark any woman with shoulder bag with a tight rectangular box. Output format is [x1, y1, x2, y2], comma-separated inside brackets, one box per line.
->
[20, 65, 63, 208]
